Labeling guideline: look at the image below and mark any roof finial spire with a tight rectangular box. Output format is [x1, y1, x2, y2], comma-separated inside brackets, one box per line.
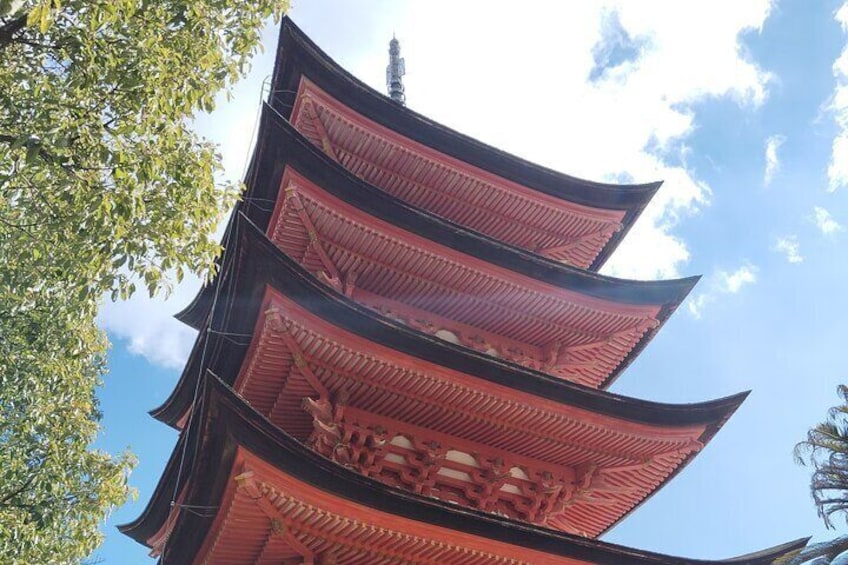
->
[386, 35, 406, 105]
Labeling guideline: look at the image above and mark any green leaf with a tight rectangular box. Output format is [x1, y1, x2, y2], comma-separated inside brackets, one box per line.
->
[26, 5, 43, 27]
[25, 142, 40, 164]
[40, 10, 50, 33]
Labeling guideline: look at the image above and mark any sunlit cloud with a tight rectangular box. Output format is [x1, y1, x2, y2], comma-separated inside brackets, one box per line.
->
[722, 264, 758, 293]
[828, 2, 848, 191]
[98, 274, 202, 369]
[688, 263, 758, 318]
[764, 134, 785, 186]
[398, 1, 773, 281]
[813, 205, 843, 234]
[772, 235, 803, 264]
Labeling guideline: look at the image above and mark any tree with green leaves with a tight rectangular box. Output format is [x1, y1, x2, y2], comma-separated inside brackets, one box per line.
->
[795, 385, 848, 529]
[0, 0, 288, 561]
[786, 385, 848, 564]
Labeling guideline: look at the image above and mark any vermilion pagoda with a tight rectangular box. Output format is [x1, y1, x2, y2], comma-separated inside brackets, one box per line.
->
[121, 18, 810, 564]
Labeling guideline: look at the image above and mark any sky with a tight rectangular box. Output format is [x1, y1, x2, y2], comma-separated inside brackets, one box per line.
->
[93, 1, 848, 562]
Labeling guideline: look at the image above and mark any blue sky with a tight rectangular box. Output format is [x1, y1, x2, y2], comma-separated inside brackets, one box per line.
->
[93, 1, 848, 561]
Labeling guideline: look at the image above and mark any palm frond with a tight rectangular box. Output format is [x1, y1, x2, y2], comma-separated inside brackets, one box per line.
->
[795, 386, 848, 529]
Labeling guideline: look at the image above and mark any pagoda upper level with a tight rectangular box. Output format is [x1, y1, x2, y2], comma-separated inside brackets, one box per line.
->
[178, 108, 695, 390]
[271, 19, 661, 270]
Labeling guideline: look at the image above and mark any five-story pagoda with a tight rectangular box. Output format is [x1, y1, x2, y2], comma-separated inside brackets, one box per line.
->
[121, 18, 809, 564]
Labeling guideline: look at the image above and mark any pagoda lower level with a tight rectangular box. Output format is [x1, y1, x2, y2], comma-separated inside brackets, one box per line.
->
[122, 17, 811, 565]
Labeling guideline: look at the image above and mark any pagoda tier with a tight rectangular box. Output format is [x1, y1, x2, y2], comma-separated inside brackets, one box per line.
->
[270, 18, 660, 270]
[155, 220, 743, 537]
[122, 377, 808, 564]
[178, 108, 695, 390]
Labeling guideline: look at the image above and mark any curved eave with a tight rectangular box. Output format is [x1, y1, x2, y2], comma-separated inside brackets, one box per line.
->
[118, 423, 186, 543]
[155, 215, 743, 437]
[177, 104, 696, 345]
[272, 104, 696, 305]
[271, 17, 660, 270]
[126, 377, 808, 565]
[173, 288, 206, 328]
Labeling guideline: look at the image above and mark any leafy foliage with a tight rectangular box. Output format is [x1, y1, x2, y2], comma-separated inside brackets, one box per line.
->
[0, 0, 288, 561]
[795, 385, 848, 530]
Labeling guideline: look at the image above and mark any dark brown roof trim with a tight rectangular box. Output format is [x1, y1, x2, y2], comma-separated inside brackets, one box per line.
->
[157, 214, 742, 433]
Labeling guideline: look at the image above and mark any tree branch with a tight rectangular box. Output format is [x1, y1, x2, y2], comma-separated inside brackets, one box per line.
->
[0, 134, 54, 162]
[0, 13, 27, 50]
[0, 472, 36, 507]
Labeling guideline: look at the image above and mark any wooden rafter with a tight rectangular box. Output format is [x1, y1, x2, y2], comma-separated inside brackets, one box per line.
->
[265, 307, 330, 400]
[235, 470, 316, 562]
[284, 186, 344, 291]
[236, 470, 451, 563]
[536, 224, 622, 259]
[542, 318, 660, 372]
[282, 191, 659, 349]
[300, 96, 339, 162]
[272, 312, 691, 460]
[298, 91, 626, 250]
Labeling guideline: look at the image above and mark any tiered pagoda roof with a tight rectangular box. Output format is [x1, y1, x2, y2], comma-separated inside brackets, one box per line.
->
[178, 109, 694, 390]
[155, 219, 740, 537]
[124, 17, 810, 564]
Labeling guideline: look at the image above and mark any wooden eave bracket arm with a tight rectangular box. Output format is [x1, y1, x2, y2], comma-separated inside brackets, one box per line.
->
[284, 185, 355, 294]
[263, 306, 331, 400]
[536, 223, 623, 259]
[542, 317, 660, 370]
[299, 95, 340, 162]
[235, 468, 321, 563]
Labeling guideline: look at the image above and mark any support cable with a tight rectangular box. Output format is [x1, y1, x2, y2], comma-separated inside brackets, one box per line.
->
[158, 79, 301, 557]
[160, 186, 244, 557]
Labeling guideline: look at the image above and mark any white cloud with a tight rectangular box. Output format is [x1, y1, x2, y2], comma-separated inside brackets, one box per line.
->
[391, 1, 773, 280]
[828, 2, 848, 191]
[813, 205, 843, 234]
[688, 263, 758, 318]
[838, 1, 848, 28]
[721, 264, 758, 293]
[763, 134, 785, 186]
[98, 275, 203, 369]
[772, 235, 803, 264]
